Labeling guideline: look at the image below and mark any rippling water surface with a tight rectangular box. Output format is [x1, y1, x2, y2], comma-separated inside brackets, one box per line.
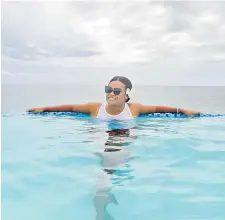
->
[2, 113, 225, 220]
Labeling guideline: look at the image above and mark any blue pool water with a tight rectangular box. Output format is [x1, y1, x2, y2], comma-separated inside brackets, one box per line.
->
[2, 113, 225, 220]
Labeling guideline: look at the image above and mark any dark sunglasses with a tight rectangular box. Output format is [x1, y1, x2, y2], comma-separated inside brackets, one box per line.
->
[105, 86, 123, 95]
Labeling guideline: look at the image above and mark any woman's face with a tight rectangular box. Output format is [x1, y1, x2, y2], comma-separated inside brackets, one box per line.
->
[105, 81, 128, 106]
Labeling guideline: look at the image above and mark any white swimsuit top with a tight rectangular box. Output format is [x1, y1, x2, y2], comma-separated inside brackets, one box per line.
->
[96, 103, 133, 121]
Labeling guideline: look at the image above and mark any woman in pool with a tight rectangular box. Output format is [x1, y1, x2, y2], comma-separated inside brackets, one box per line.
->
[28, 76, 200, 119]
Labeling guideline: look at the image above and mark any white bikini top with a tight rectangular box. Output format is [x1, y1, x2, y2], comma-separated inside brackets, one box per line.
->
[96, 103, 133, 121]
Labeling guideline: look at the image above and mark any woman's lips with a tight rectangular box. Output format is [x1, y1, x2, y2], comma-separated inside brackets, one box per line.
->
[108, 97, 116, 100]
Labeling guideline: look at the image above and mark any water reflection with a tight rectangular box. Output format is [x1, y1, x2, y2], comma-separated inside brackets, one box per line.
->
[93, 126, 137, 220]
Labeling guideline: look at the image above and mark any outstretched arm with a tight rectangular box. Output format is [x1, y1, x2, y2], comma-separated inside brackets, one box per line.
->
[27, 103, 91, 113]
[139, 105, 200, 116]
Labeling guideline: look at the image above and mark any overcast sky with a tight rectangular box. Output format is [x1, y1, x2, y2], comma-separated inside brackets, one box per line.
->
[2, 1, 225, 86]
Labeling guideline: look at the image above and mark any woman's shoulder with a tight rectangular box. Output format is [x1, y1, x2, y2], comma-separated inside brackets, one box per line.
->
[127, 102, 142, 116]
[87, 102, 102, 109]
[127, 102, 141, 108]
[87, 102, 103, 116]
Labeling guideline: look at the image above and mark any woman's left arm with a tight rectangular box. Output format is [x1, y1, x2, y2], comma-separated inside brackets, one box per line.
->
[139, 105, 200, 117]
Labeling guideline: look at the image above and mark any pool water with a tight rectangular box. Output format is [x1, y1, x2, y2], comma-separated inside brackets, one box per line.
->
[2, 113, 225, 220]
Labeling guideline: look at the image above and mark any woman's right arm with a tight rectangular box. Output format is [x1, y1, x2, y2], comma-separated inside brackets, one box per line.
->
[27, 103, 91, 113]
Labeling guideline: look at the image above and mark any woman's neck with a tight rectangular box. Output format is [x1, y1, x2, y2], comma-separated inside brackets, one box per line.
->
[105, 103, 126, 115]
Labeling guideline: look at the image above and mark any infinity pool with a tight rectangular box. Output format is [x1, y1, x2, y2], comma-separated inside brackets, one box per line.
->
[2, 113, 225, 220]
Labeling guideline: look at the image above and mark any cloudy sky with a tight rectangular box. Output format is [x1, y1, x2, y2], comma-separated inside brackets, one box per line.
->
[2, 1, 225, 86]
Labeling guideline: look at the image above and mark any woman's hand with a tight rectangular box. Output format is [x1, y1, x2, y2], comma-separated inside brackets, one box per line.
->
[180, 109, 200, 117]
[27, 107, 44, 113]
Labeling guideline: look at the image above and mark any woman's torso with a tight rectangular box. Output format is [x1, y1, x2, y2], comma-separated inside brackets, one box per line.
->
[96, 103, 134, 121]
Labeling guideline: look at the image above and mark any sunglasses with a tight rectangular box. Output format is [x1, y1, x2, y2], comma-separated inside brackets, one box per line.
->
[105, 86, 123, 95]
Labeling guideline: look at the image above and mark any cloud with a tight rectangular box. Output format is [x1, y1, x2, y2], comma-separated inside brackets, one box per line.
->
[1, 1, 225, 85]
[1, 70, 14, 76]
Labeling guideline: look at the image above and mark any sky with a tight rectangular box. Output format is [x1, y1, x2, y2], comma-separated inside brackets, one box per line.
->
[1, 1, 225, 86]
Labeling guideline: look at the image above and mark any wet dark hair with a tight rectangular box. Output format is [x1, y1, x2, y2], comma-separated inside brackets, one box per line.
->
[109, 76, 132, 102]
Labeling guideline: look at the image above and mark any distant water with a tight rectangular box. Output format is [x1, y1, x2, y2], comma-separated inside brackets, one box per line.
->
[2, 84, 225, 114]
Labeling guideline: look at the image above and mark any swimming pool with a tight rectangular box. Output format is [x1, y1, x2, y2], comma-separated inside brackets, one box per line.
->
[2, 113, 225, 220]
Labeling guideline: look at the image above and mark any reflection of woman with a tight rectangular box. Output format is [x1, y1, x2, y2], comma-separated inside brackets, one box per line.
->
[94, 128, 136, 220]
[96, 128, 135, 176]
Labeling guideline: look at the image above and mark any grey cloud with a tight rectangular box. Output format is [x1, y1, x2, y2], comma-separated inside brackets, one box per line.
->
[1, 70, 14, 76]
[2, 1, 100, 61]
[1, 1, 225, 86]
[2, 1, 225, 64]
[165, 3, 193, 32]
[2, 45, 99, 61]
